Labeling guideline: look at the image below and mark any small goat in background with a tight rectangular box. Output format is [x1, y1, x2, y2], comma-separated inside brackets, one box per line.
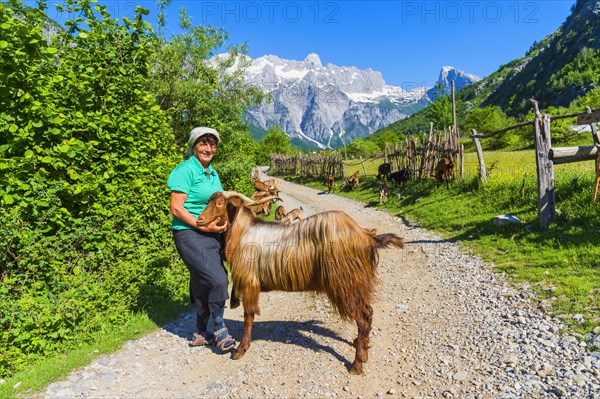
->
[326, 175, 334, 193]
[434, 157, 454, 189]
[379, 181, 388, 204]
[274, 205, 286, 221]
[281, 207, 304, 224]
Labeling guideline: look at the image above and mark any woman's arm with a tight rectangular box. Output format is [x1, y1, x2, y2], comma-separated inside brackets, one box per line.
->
[170, 191, 227, 233]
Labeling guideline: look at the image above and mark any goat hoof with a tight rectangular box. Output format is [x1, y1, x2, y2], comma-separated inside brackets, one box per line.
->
[232, 348, 246, 360]
[349, 366, 364, 375]
[230, 298, 241, 309]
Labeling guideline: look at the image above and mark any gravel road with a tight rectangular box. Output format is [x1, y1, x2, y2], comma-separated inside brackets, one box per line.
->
[30, 175, 599, 399]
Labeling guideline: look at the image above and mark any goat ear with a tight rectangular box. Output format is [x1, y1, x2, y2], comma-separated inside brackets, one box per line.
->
[229, 196, 243, 208]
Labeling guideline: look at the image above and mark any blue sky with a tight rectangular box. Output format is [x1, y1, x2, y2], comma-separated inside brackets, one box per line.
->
[39, 0, 575, 88]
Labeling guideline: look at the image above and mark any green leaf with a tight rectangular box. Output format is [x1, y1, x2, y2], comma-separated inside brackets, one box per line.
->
[9, 124, 18, 133]
[3, 195, 14, 205]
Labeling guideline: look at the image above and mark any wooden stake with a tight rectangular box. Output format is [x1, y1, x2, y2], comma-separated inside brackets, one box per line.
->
[594, 155, 600, 203]
[531, 99, 556, 229]
[472, 130, 487, 181]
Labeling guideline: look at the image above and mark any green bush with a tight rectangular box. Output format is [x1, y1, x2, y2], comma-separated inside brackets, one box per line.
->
[0, 0, 188, 377]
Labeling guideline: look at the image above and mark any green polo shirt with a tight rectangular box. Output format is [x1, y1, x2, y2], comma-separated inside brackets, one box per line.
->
[167, 156, 223, 230]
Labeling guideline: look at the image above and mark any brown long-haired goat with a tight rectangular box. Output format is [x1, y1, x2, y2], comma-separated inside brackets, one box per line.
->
[326, 175, 334, 193]
[197, 191, 404, 375]
[434, 157, 454, 189]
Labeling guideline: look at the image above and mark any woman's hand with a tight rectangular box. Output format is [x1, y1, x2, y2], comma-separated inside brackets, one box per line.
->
[197, 217, 228, 233]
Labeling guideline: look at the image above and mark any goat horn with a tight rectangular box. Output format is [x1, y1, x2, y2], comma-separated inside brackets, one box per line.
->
[221, 191, 281, 205]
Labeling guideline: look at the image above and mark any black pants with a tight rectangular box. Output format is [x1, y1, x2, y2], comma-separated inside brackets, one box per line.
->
[172, 229, 229, 333]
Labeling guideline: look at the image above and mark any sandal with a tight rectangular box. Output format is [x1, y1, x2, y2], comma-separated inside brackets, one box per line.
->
[213, 327, 236, 352]
[189, 331, 214, 347]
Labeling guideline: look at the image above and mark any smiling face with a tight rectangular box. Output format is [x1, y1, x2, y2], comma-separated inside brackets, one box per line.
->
[193, 134, 218, 168]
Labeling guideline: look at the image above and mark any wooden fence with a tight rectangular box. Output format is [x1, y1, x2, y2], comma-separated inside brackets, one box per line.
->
[471, 100, 600, 229]
[269, 151, 345, 179]
[384, 123, 463, 180]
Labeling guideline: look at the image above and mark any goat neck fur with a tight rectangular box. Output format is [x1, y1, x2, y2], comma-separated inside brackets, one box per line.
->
[198, 191, 404, 375]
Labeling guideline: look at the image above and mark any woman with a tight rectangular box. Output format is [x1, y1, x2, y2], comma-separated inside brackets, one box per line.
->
[167, 126, 236, 352]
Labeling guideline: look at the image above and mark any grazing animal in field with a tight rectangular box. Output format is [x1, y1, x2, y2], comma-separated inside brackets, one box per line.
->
[434, 157, 454, 189]
[280, 207, 304, 224]
[197, 191, 404, 375]
[326, 175, 334, 193]
[248, 191, 278, 216]
[262, 178, 280, 195]
[377, 163, 391, 180]
[254, 180, 279, 196]
[379, 181, 388, 204]
[344, 171, 360, 190]
[274, 205, 286, 221]
[389, 169, 410, 187]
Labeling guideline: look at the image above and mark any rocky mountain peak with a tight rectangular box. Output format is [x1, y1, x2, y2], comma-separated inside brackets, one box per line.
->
[427, 66, 481, 100]
[304, 53, 323, 69]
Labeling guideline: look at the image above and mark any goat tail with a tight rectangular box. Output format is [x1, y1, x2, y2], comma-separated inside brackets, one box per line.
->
[374, 233, 404, 249]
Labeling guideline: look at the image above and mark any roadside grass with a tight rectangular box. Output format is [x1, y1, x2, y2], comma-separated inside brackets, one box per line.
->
[285, 150, 600, 335]
[1, 299, 189, 399]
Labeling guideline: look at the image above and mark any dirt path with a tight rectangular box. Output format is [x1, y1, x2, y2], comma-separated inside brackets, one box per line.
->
[34, 176, 599, 399]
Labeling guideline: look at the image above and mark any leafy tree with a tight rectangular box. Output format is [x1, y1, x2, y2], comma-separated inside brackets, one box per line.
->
[372, 130, 403, 153]
[148, 1, 266, 192]
[428, 83, 453, 130]
[254, 126, 293, 164]
[464, 106, 522, 150]
[347, 138, 378, 159]
[572, 86, 600, 109]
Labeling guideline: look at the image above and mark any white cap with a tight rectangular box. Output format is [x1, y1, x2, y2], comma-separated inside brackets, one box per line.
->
[188, 127, 220, 146]
[185, 127, 220, 159]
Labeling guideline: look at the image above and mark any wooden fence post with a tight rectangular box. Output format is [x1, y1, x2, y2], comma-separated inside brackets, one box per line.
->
[532, 100, 556, 229]
[359, 156, 368, 177]
[459, 144, 464, 179]
[594, 155, 600, 202]
[472, 130, 487, 181]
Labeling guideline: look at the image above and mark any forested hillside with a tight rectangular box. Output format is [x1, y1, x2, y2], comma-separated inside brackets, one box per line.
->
[370, 0, 600, 149]
[463, 0, 600, 115]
